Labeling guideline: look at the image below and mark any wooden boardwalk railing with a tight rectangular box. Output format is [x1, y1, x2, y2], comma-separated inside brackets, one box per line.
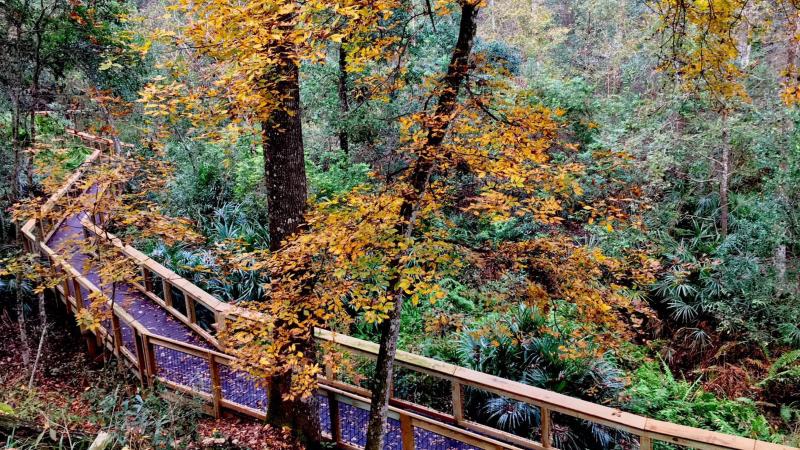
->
[19, 119, 796, 450]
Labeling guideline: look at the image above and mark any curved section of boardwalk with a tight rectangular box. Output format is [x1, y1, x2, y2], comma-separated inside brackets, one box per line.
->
[48, 211, 210, 347]
[20, 122, 796, 450]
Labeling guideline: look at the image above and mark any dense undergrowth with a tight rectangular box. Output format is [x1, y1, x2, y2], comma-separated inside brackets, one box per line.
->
[2, 0, 800, 447]
[0, 304, 301, 450]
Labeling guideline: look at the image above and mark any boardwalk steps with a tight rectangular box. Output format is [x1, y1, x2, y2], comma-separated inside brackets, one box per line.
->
[19, 120, 797, 450]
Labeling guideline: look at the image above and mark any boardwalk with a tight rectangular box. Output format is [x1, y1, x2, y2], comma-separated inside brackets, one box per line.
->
[20, 123, 797, 450]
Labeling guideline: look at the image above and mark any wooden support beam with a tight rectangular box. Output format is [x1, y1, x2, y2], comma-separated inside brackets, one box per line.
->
[163, 279, 173, 308]
[188, 297, 197, 324]
[400, 413, 415, 450]
[134, 330, 148, 385]
[452, 381, 464, 423]
[327, 391, 341, 444]
[540, 407, 551, 449]
[145, 334, 157, 385]
[62, 278, 72, 314]
[72, 278, 84, 310]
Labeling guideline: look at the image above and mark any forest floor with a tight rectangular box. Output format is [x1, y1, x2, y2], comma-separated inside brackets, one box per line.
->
[0, 303, 301, 450]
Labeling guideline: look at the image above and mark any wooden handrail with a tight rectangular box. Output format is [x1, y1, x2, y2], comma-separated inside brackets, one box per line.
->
[19, 120, 796, 450]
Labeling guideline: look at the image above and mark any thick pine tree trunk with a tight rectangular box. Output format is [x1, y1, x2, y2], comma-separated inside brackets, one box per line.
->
[363, 3, 479, 449]
[261, 50, 321, 448]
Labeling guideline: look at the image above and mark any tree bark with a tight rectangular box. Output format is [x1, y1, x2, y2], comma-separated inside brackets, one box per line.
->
[16, 271, 32, 370]
[260, 43, 320, 448]
[719, 110, 730, 239]
[263, 59, 308, 252]
[338, 43, 350, 155]
[363, 3, 479, 449]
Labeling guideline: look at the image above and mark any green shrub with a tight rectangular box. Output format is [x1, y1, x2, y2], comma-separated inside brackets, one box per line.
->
[307, 151, 370, 200]
[626, 361, 784, 444]
[92, 383, 203, 449]
[457, 304, 629, 448]
[759, 350, 800, 403]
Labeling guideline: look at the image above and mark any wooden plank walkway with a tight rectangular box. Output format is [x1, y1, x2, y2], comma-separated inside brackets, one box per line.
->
[19, 120, 797, 450]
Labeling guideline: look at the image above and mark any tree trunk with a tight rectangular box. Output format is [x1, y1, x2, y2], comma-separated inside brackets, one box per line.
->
[16, 271, 32, 371]
[10, 19, 24, 201]
[719, 111, 730, 239]
[12, 94, 22, 200]
[260, 45, 320, 448]
[363, 3, 479, 449]
[338, 43, 350, 155]
[263, 60, 308, 251]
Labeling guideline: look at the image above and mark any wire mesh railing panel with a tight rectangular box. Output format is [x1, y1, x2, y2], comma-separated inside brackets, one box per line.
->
[462, 385, 543, 444]
[413, 427, 482, 450]
[117, 316, 137, 357]
[317, 394, 331, 437]
[550, 411, 637, 450]
[392, 366, 453, 414]
[331, 352, 377, 391]
[383, 417, 402, 450]
[193, 300, 217, 335]
[152, 344, 211, 393]
[218, 363, 268, 412]
[337, 401, 402, 449]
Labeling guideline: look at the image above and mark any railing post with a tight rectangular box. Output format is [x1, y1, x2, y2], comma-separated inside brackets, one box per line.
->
[327, 390, 341, 445]
[134, 330, 152, 386]
[540, 407, 552, 449]
[133, 328, 150, 386]
[144, 334, 156, 384]
[400, 413, 415, 450]
[163, 279, 173, 308]
[321, 363, 342, 444]
[142, 267, 152, 292]
[640, 435, 652, 450]
[73, 279, 84, 310]
[62, 277, 73, 314]
[37, 220, 45, 241]
[209, 354, 222, 418]
[451, 381, 464, 423]
[188, 297, 197, 324]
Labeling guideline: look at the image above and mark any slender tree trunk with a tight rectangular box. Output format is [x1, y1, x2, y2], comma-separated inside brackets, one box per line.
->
[719, 110, 730, 239]
[775, 244, 787, 293]
[27, 322, 46, 389]
[16, 272, 32, 370]
[11, 18, 24, 201]
[261, 45, 320, 448]
[338, 43, 350, 155]
[27, 9, 45, 193]
[363, 3, 479, 449]
[12, 94, 22, 200]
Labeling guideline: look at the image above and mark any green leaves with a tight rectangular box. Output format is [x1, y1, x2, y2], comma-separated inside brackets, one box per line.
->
[626, 361, 784, 443]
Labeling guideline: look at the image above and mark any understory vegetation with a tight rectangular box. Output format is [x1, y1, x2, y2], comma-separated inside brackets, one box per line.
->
[2, 0, 800, 448]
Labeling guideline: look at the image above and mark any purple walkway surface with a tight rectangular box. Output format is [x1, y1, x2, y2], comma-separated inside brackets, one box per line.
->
[48, 212, 209, 347]
[45, 200, 481, 450]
